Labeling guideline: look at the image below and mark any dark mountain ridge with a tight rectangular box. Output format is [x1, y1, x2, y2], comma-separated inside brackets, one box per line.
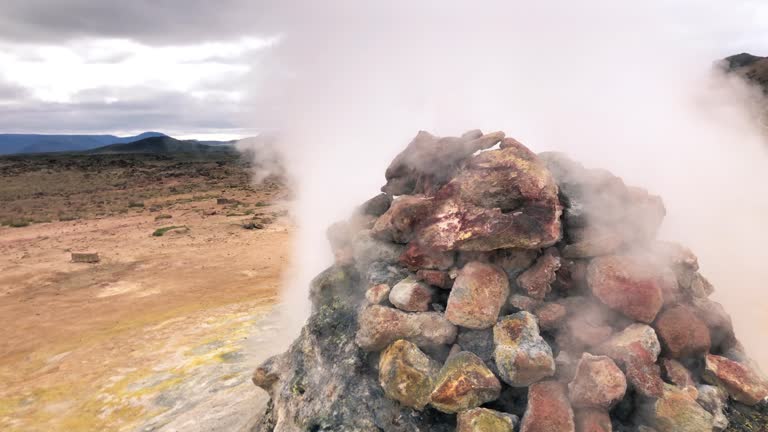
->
[0, 131, 166, 155]
[724, 52, 768, 92]
[85, 136, 235, 155]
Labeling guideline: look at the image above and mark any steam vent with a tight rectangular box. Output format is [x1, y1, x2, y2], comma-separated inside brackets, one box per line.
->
[251, 130, 768, 431]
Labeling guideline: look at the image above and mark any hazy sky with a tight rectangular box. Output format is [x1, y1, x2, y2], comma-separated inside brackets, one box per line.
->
[0, 1, 766, 138]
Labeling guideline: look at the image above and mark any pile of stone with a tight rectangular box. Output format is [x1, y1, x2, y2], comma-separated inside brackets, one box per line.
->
[251, 130, 768, 432]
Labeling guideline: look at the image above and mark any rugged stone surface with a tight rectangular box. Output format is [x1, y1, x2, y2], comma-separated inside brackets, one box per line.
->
[574, 408, 612, 432]
[596, 324, 664, 398]
[416, 269, 452, 289]
[533, 302, 567, 331]
[645, 385, 714, 432]
[697, 384, 729, 431]
[456, 407, 518, 432]
[494, 312, 555, 387]
[365, 283, 390, 305]
[379, 339, 440, 410]
[400, 242, 455, 270]
[516, 248, 561, 300]
[703, 354, 768, 406]
[662, 358, 697, 397]
[389, 276, 434, 312]
[587, 255, 666, 323]
[371, 195, 434, 244]
[520, 381, 576, 432]
[356, 305, 457, 351]
[568, 353, 627, 409]
[654, 305, 711, 359]
[445, 261, 509, 329]
[429, 351, 501, 413]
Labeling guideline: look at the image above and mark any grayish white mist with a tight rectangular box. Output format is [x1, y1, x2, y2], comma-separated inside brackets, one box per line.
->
[241, 1, 768, 367]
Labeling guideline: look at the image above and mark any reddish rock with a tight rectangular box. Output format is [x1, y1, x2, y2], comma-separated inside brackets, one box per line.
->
[416, 269, 452, 289]
[494, 312, 556, 387]
[691, 298, 736, 351]
[653, 305, 711, 359]
[533, 302, 567, 331]
[562, 226, 625, 259]
[587, 255, 666, 323]
[568, 353, 627, 409]
[493, 248, 539, 275]
[703, 354, 768, 405]
[400, 242, 454, 271]
[517, 249, 561, 300]
[662, 358, 697, 397]
[596, 324, 664, 398]
[355, 305, 457, 351]
[509, 294, 543, 312]
[370, 195, 434, 243]
[445, 261, 509, 329]
[382, 130, 505, 196]
[415, 141, 562, 252]
[520, 381, 576, 432]
[429, 351, 501, 413]
[553, 259, 589, 293]
[389, 276, 434, 312]
[574, 408, 612, 432]
[358, 192, 392, 217]
[365, 283, 390, 305]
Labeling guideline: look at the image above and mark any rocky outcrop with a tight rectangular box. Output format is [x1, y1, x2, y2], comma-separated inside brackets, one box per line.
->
[250, 129, 767, 431]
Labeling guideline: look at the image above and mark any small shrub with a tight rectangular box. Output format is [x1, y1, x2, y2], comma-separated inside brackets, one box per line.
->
[152, 225, 187, 237]
[6, 219, 30, 228]
[254, 201, 270, 207]
[155, 214, 173, 221]
[128, 201, 145, 208]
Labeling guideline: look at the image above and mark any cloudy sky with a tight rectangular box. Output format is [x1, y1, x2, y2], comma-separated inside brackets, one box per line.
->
[0, 1, 767, 139]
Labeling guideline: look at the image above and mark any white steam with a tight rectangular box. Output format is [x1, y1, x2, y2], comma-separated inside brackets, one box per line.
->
[241, 1, 768, 367]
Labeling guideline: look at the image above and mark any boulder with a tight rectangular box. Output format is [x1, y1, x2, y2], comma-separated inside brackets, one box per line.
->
[445, 261, 509, 329]
[429, 351, 501, 413]
[389, 276, 434, 312]
[379, 340, 440, 410]
[416, 269, 452, 289]
[645, 385, 714, 432]
[359, 192, 392, 217]
[703, 354, 768, 406]
[365, 283, 390, 305]
[400, 242, 454, 270]
[355, 305, 457, 351]
[382, 130, 505, 196]
[516, 248, 561, 300]
[653, 305, 711, 359]
[370, 195, 434, 244]
[533, 302, 567, 331]
[587, 255, 666, 323]
[697, 385, 729, 431]
[457, 408, 518, 432]
[662, 358, 697, 397]
[574, 408, 612, 432]
[520, 381, 576, 432]
[494, 312, 556, 387]
[596, 324, 664, 398]
[415, 140, 562, 251]
[351, 229, 406, 270]
[562, 226, 624, 258]
[509, 294, 543, 312]
[690, 298, 736, 351]
[568, 353, 627, 409]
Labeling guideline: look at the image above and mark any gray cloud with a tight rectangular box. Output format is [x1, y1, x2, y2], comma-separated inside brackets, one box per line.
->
[0, 86, 245, 134]
[0, 0, 271, 45]
[0, 79, 30, 101]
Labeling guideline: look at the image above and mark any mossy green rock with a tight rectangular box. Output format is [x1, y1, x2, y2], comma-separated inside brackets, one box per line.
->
[379, 340, 440, 410]
[429, 351, 501, 413]
[457, 408, 518, 432]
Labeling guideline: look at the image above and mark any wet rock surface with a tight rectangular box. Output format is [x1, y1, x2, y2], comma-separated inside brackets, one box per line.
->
[251, 129, 767, 431]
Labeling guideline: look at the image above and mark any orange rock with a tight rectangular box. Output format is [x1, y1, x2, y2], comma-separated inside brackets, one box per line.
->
[587, 255, 665, 323]
[520, 381, 575, 432]
[703, 354, 768, 406]
[568, 353, 627, 409]
[653, 305, 710, 359]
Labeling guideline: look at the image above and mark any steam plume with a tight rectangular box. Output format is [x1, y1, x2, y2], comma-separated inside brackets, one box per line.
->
[239, 1, 768, 367]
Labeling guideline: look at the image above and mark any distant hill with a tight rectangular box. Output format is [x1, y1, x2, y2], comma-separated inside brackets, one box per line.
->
[86, 136, 235, 155]
[0, 132, 166, 155]
[723, 53, 768, 92]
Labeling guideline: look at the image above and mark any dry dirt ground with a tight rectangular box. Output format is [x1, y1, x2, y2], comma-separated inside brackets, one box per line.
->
[0, 154, 291, 431]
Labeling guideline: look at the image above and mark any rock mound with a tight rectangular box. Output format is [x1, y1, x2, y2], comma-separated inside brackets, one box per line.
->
[251, 130, 768, 431]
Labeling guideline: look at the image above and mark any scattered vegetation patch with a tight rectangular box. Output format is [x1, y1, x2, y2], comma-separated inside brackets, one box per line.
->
[152, 225, 187, 237]
[2, 218, 31, 228]
[154, 214, 173, 221]
[128, 201, 145, 208]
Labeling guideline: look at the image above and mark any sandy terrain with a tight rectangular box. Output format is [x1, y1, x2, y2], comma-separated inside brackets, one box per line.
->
[0, 188, 290, 431]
